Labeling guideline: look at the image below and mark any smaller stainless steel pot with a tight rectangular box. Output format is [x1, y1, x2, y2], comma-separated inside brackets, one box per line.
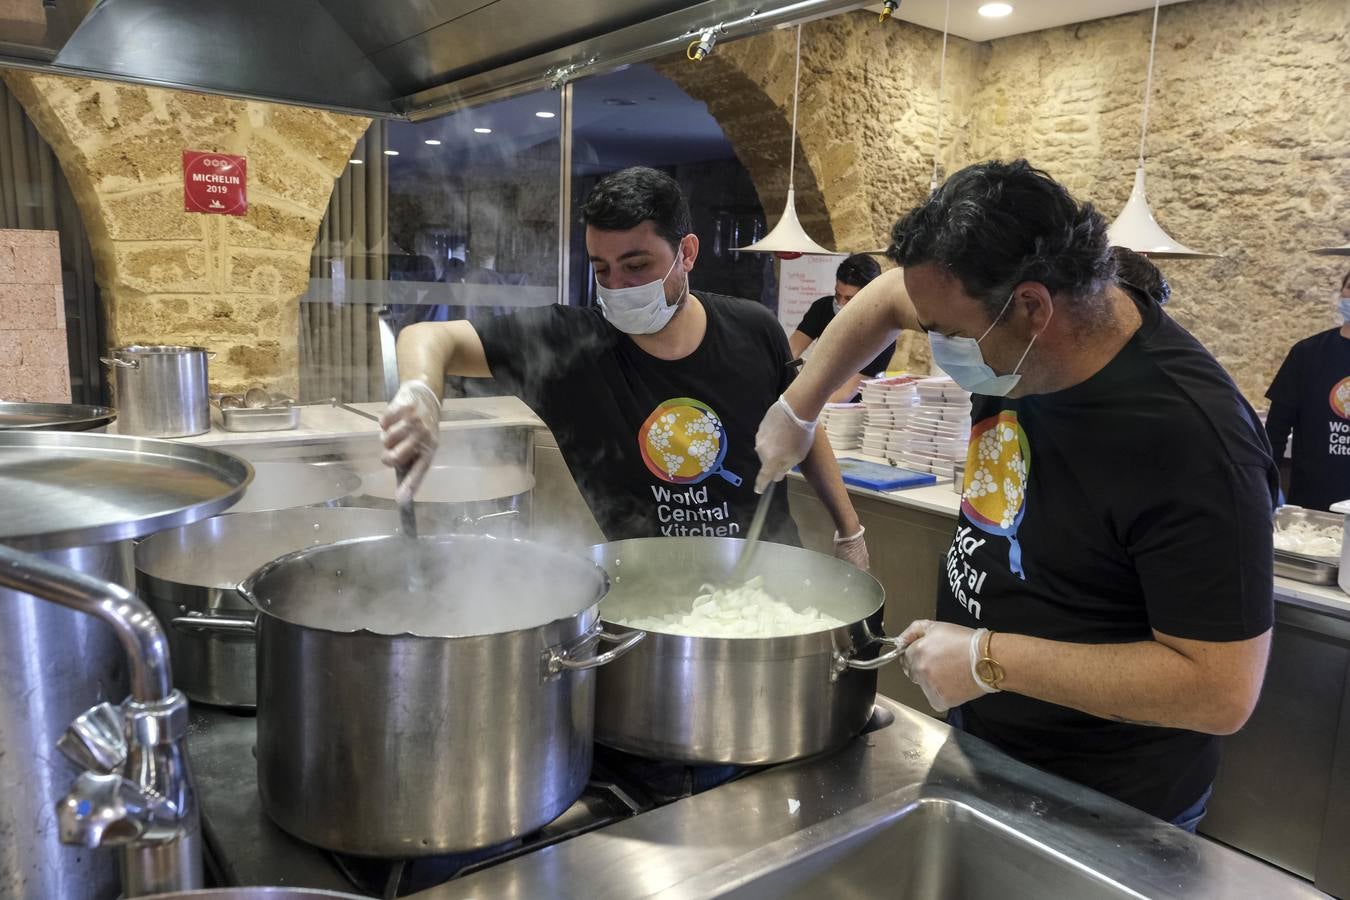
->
[590, 537, 900, 765]
[103, 345, 211, 438]
[135, 508, 412, 707]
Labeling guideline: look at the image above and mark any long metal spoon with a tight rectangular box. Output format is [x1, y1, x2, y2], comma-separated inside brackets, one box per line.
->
[395, 463, 426, 591]
[725, 480, 776, 587]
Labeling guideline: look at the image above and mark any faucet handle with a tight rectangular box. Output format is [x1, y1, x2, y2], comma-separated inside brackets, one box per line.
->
[57, 771, 157, 848]
[58, 702, 127, 773]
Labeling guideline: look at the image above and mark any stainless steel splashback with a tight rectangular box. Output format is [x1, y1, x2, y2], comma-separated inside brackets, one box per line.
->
[1, 0, 867, 117]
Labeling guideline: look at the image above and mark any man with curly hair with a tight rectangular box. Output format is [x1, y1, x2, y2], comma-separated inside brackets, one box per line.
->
[754, 159, 1278, 832]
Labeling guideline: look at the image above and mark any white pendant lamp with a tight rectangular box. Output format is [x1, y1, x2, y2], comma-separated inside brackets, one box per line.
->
[1312, 244, 1350, 257]
[738, 25, 834, 257]
[1107, 0, 1218, 259]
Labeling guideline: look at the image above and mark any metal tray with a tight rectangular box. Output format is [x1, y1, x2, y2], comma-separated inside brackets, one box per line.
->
[1273, 552, 1339, 585]
[0, 431, 253, 551]
[0, 400, 116, 431]
[214, 403, 301, 432]
[1273, 506, 1342, 585]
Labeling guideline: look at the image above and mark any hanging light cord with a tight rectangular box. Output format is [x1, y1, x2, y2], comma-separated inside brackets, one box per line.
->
[930, 0, 951, 194]
[787, 24, 802, 192]
[1137, 0, 1161, 169]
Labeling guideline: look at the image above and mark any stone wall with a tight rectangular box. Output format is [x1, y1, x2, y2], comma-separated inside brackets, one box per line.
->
[0, 71, 370, 394]
[0, 228, 69, 402]
[666, 0, 1350, 401]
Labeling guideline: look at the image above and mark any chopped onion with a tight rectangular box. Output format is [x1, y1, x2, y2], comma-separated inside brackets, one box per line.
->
[614, 575, 846, 638]
[1274, 520, 1343, 558]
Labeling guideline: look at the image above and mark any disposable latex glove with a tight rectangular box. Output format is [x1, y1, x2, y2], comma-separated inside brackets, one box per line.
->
[833, 526, 869, 570]
[753, 396, 817, 494]
[898, 620, 995, 714]
[379, 379, 440, 504]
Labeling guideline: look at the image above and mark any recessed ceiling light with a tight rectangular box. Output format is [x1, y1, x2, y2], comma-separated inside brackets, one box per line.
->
[383, 149, 399, 156]
[534, 111, 556, 119]
[423, 139, 442, 146]
[978, 2, 1013, 16]
[349, 159, 364, 165]
[473, 127, 492, 134]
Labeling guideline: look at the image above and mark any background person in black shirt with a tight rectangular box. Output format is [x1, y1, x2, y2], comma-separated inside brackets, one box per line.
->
[1265, 269, 1350, 511]
[380, 167, 868, 567]
[789, 254, 896, 401]
[753, 160, 1275, 831]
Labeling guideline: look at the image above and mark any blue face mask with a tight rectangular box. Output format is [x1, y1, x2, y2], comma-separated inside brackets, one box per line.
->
[1338, 295, 1350, 324]
[927, 292, 1045, 397]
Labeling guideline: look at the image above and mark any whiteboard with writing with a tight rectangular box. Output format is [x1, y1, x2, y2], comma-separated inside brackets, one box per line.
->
[777, 254, 845, 336]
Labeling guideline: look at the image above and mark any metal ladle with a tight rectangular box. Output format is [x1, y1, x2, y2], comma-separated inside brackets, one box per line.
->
[395, 464, 427, 592]
[725, 479, 776, 587]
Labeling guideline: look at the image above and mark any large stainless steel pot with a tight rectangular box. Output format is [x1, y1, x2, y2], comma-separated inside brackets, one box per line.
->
[103, 344, 211, 437]
[136, 508, 419, 708]
[143, 892, 364, 899]
[0, 432, 250, 900]
[354, 462, 533, 537]
[186, 534, 643, 856]
[227, 461, 361, 513]
[589, 537, 898, 765]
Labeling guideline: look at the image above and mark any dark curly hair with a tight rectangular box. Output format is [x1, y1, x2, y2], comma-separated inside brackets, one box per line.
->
[887, 160, 1117, 321]
[582, 167, 691, 253]
[836, 253, 882, 288]
[1112, 246, 1171, 306]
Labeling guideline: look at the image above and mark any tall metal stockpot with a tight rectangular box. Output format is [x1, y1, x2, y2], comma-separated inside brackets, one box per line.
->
[589, 537, 900, 765]
[103, 345, 212, 437]
[186, 534, 643, 856]
[135, 508, 419, 708]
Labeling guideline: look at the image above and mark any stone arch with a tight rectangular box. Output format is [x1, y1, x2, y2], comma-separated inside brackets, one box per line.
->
[0, 70, 370, 392]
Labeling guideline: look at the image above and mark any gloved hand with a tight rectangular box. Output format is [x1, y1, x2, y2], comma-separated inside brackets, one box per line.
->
[898, 620, 998, 714]
[833, 526, 869, 570]
[379, 379, 440, 504]
[754, 395, 818, 494]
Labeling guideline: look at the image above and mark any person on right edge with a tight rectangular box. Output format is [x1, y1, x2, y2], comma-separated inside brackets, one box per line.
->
[753, 159, 1277, 833]
[1264, 269, 1350, 511]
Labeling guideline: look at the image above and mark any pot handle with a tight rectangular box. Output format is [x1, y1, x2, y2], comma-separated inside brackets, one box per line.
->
[170, 613, 258, 635]
[100, 357, 139, 369]
[545, 627, 646, 677]
[842, 634, 907, 672]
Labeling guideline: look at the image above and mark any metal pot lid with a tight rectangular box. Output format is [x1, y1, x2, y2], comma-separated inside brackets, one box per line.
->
[0, 431, 252, 551]
[228, 461, 360, 513]
[0, 400, 116, 432]
[358, 463, 534, 503]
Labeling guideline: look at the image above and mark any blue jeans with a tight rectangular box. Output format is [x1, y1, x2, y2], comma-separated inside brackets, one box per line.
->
[945, 707, 1212, 833]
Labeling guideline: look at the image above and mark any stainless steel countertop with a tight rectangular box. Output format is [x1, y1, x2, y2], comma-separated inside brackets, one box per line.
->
[187, 697, 1322, 899]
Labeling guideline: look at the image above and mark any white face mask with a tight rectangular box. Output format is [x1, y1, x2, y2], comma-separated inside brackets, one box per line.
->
[927, 291, 1048, 397]
[1338, 294, 1350, 324]
[596, 254, 681, 335]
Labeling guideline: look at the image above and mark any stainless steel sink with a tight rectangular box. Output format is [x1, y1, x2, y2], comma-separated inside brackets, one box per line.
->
[717, 797, 1141, 899]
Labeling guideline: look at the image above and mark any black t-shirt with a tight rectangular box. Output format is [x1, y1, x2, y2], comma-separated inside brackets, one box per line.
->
[477, 292, 800, 545]
[795, 296, 894, 377]
[938, 290, 1277, 822]
[1264, 328, 1350, 511]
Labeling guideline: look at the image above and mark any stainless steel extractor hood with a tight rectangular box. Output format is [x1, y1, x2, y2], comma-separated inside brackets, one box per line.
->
[0, 0, 868, 118]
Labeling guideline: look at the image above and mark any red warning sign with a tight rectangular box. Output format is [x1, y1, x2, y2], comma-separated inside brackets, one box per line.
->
[183, 151, 247, 216]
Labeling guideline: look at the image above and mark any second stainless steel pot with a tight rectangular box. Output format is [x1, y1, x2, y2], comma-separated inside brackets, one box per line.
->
[103, 345, 211, 437]
[135, 508, 418, 707]
[589, 537, 898, 765]
[186, 534, 643, 856]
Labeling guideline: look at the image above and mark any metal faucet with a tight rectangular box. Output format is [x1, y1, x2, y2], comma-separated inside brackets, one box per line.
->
[0, 544, 202, 897]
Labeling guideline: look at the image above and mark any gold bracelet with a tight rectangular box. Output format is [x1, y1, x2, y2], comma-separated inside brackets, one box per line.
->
[975, 629, 1005, 691]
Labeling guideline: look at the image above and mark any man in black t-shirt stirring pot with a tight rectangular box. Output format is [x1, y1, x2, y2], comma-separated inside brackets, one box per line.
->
[754, 160, 1277, 832]
[380, 167, 868, 566]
